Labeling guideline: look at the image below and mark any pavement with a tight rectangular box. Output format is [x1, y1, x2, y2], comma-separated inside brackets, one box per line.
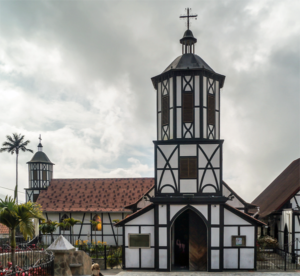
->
[100, 270, 300, 275]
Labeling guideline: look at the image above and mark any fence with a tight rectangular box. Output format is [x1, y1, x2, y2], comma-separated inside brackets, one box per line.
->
[257, 247, 299, 271]
[0, 239, 54, 276]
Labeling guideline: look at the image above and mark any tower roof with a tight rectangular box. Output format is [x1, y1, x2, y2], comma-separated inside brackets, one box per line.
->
[163, 53, 214, 73]
[27, 136, 54, 164]
[27, 151, 54, 164]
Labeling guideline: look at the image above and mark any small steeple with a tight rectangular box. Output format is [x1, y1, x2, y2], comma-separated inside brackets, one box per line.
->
[179, 8, 198, 54]
[38, 134, 43, 152]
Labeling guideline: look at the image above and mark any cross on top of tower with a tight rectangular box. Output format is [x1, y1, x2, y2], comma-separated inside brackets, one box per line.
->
[38, 134, 43, 151]
[179, 8, 197, 30]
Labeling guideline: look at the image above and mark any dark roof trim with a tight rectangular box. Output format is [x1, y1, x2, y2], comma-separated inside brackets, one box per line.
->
[151, 68, 225, 90]
[223, 181, 257, 208]
[124, 186, 154, 209]
[115, 204, 154, 227]
[224, 204, 266, 226]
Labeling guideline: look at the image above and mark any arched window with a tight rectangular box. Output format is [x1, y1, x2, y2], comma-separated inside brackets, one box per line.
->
[92, 215, 102, 231]
[61, 214, 70, 231]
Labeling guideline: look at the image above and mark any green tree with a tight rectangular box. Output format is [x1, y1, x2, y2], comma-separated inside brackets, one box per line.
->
[57, 222, 68, 236]
[63, 217, 81, 245]
[0, 196, 45, 271]
[0, 133, 33, 204]
[39, 220, 58, 245]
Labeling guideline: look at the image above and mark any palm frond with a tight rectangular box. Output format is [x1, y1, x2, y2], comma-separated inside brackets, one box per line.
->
[6, 135, 14, 144]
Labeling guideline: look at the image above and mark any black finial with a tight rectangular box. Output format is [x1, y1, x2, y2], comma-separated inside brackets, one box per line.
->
[38, 134, 43, 151]
[179, 8, 197, 30]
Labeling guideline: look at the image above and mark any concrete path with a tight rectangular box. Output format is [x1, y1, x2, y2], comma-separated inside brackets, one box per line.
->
[116, 272, 300, 276]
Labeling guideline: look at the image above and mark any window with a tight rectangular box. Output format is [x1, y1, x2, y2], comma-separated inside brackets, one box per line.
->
[33, 193, 39, 202]
[180, 157, 197, 179]
[128, 234, 150, 248]
[207, 94, 215, 125]
[60, 214, 70, 231]
[162, 95, 169, 126]
[92, 215, 102, 231]
[183, 93, 194, 123]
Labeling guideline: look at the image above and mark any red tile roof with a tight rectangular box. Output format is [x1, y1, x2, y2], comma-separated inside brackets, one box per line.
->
[37, 178, 154, 212]
[0, 223, 9, 234]
[252, 158, 300, 218]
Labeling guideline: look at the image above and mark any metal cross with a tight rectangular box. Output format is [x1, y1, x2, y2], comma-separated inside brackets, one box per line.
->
[180, 8, 197, 30]
[39, 134, 42, 143]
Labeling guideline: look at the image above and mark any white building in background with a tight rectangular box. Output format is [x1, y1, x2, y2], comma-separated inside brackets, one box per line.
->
[252, 158, 300, 255]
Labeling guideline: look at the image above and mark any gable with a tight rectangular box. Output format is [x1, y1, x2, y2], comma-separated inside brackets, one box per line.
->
[252, 158, 300, 218]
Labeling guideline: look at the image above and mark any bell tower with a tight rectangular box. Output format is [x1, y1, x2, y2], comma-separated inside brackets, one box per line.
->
[151, 9, 226, 199]
[25, 135, 54, 202]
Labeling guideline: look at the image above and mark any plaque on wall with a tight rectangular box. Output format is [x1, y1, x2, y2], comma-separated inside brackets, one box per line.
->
[128, 233, 151, 248]
[231, 236, 246, 246]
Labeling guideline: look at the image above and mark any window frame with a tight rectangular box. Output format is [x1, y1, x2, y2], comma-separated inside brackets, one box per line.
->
[179, 156, 198, 179]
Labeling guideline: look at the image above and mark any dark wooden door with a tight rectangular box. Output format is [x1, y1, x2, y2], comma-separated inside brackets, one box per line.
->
[189, 211, 207, 271]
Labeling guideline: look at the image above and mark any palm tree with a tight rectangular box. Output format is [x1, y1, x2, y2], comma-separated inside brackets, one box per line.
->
[57, 222, 68, 236]
[0, 133, 33, 204]
[0, 196, 45, 271]
[63, 217, 81, 245]
[39, 220, 58, 245]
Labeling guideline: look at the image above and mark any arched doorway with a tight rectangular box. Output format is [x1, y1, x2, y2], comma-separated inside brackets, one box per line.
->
[171, 209, 207, 271]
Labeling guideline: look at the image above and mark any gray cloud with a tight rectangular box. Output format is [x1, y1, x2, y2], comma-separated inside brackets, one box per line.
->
[0, 0, 299, 203]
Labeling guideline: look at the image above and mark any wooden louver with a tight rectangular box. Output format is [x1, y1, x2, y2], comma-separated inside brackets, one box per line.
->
[42, 170, 47, 181]
[33, 170, 38, 181]
[180, 157, 197, 179]
[207, 94, 215, 125]
[162, 96, 169, 126]
[183, 93, 194, 123]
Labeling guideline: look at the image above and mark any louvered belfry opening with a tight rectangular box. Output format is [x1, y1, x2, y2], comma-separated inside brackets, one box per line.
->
[183, 93, 194, 123]
[162, 95, 169, 126]
[180, 157, 197, 179]
[207, 94, 215, 125]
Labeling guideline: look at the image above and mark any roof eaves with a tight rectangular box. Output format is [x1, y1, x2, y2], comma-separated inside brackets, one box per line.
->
[115, 204, 154, 227]
[224, 204, 266, 226]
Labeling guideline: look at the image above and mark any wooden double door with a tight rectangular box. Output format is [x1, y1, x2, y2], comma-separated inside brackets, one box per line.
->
[172, 209, 207, 271]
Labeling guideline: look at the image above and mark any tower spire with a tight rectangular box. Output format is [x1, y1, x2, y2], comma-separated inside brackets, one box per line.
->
[38, 134, 43, 152]
[179, 8, 197, 30]
[179, 8, 198, 54]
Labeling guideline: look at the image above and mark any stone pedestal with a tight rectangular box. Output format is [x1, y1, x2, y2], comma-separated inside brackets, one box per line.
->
[47, 235, 92, 276]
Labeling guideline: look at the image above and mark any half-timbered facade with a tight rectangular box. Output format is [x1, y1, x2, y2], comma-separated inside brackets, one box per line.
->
[252, 158, 300, 255]
[116, 10, 265, 272]
[25, 141, 54, 203]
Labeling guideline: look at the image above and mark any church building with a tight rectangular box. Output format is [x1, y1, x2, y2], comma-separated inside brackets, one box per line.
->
[23, 8, 267, 272]
[115, 9, 265, 272]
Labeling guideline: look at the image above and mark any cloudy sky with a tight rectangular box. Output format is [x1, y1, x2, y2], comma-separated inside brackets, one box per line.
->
[0, 0, 299, 203]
